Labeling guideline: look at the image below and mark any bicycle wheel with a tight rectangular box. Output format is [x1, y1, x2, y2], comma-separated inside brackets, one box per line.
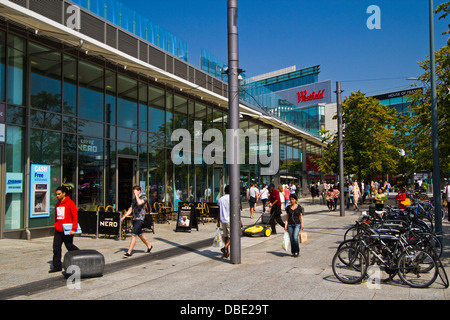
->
[430, 234, 443, 258]
[332, 246, 368, 284]
[397, 248, 438, 288]
[343, 225, 358, 241]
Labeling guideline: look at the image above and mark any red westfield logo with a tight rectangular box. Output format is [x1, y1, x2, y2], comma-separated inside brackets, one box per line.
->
[297, 89, 325, 103]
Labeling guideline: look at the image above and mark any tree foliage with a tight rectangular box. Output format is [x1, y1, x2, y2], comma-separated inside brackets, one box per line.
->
[316, 91, 405, 181]
[407, 2, 450, 175]
[317, 3, 450, 180]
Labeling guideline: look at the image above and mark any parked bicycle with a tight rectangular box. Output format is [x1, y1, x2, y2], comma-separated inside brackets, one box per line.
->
[333, 205, 447, 288]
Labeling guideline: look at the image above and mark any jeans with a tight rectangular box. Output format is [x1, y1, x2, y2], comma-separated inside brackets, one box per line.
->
[287, 224, 301, 254]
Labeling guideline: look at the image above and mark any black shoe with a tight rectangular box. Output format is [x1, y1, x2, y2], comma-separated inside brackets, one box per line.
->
[146, 246, 153, 253]
[124, 252, 132, 257]
[48, 268, 62, 273]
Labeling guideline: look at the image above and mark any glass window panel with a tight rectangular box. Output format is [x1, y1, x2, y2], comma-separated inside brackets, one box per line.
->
[117, 74, 137, 128]
[7, 35, 25, 106]
[138, 82, 147, 130]
[105, 70, 116, 124]
[0, 30, 5, 101]
[139, 144, 148, 194]
[63, 116, 77, 133]
[148, 146, 164, 201]
[117, 127, 138, 143]
[105, 140, 116, 207]
[78, 119, 103, 138]
[6, 105, 25, 125]
[29, 42, 62, 113]
[78, 61, 104, 122]
[148, 85, 165, 134]
[28, 129, 61, 228]
[106, 124, 116, 140]
[30, 110, 61, 130]
[5, 126, 24, 230]
[63, 133, 77, 200]
[166, 92, 173, 137]
[63, 55, 77, 115]
[139, 131, 147, 144]
[117, 141, 137, 156]
[78, 137, 104, 210]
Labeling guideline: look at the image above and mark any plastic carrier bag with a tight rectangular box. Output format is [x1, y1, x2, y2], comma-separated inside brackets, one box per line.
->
[213, 228, 223, 247]
[282, 231, 290, 251]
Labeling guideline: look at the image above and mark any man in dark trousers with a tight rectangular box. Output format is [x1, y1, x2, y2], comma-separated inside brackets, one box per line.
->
[268, 184, 284, 234]
[49, 186, 79, 273]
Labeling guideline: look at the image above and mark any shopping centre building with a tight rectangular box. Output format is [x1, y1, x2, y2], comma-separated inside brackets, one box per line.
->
[0, 0, 326, 239]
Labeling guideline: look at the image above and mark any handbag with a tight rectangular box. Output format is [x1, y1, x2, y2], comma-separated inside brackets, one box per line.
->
[299, 232, 308, 244]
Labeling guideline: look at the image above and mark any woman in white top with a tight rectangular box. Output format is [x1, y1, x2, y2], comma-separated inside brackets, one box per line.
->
[278, 185, 285, 210]
[352, 181, 362, 211]
[259, 184, 269, 213]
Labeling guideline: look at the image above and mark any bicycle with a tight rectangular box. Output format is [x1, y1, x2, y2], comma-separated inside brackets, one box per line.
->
[333, 223, 439, 288]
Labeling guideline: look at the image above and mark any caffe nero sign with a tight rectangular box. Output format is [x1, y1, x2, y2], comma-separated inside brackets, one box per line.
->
[276, 80, 332, 108]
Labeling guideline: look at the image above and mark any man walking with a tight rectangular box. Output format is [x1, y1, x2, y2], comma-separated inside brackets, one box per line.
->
[268, 184, 284, 234]
[120, 186, 153, 257]
[49, 186, 79, 273]
[217, 185, 231, 258]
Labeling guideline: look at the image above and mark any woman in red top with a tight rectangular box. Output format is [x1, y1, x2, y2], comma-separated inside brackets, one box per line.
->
[395, 187, 408, 210]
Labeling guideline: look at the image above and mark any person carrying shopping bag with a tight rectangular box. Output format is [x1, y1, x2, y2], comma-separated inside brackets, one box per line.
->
[284, 194, 304, 257]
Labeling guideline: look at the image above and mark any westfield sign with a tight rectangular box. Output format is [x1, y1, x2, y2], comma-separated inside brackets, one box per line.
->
[297, 89, 325, 104]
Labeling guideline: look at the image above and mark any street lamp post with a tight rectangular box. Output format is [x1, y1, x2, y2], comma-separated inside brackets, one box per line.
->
[429, 0, 442, 237]
[336, 81, 345, 217]
[227, 0, 241, 264]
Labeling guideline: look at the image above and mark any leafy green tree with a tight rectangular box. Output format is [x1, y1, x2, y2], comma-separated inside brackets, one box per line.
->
[316, 91, 405, 181]
[407, 2, 450, 176]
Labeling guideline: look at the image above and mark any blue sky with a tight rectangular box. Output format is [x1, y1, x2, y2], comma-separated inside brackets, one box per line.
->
[124, 0, 449, 98]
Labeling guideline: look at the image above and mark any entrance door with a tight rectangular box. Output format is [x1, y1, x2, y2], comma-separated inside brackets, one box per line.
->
[118, 157, 137, 212]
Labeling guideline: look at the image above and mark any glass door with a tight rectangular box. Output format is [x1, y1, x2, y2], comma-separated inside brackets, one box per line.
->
[117, 157, 137, 212]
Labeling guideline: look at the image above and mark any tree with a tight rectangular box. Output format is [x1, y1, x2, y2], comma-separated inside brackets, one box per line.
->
[316, 91, 405, 181]
[407, 2, 450, 176]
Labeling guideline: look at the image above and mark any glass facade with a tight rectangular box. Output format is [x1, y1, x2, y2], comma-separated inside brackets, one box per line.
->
[71, 0, 189, 61]
[0, 23, 323, 239]
[240, 66, 324, 137]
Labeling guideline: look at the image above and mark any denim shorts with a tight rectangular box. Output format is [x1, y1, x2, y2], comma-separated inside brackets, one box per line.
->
[131, 219, 144, 236]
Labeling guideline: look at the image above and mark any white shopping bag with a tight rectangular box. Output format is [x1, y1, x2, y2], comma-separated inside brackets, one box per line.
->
[213, 228, 223, 247]
[282, 231, 290, 251]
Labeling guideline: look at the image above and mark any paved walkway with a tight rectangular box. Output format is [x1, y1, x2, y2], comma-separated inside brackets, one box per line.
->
[0, 198, 449, 302]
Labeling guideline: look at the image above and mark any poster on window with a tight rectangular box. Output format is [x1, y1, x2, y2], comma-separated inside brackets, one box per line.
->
[29, 164, 51, 218]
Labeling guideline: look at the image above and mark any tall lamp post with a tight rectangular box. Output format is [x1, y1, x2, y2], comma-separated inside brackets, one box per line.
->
[336, 81, 345, 217]
[429, 0, 442, 237]
[408, 1, 442, 237]
[227, 0, 241, 264]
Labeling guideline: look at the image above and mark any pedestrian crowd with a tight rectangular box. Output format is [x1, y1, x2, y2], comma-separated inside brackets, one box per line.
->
[309, 180, 392, 212]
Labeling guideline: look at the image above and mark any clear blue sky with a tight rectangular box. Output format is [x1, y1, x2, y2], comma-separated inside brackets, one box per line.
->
[125, 0, 448, 98]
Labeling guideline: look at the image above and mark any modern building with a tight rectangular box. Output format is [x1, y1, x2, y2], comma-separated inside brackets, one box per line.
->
[372, 87, 423, 117]
[240, 66, 333, 183]
[0, 0, 325, 239]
